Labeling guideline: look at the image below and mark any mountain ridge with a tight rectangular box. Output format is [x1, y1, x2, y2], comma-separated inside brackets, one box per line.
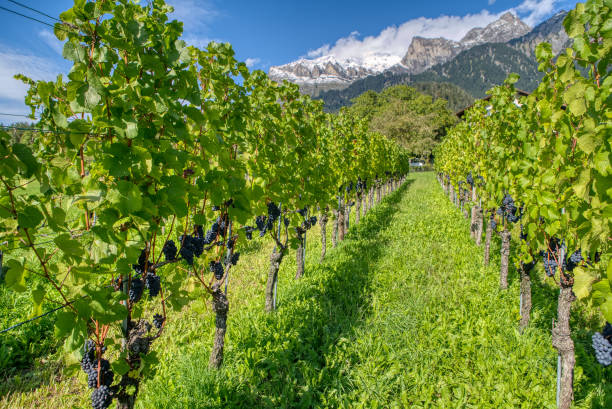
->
[313, 11, 569, 112]
[269, 12, 531, 93]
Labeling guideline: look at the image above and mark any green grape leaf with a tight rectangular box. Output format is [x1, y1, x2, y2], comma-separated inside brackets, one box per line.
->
[18, 205, 44, 229]
[4, 259, 26, 292]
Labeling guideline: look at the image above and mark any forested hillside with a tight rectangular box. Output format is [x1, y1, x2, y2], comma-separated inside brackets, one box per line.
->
[320, 80, 474, 113]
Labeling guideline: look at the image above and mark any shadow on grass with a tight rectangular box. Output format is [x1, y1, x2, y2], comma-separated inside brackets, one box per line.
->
[144, 179, 415, 409]
[492, 225, 612, 408]
[0, 303, 59, 397]
[448, 201, 611, 409]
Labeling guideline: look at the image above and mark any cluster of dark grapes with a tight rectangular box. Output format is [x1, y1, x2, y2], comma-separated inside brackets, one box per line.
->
[176, 216, 228, 265]
[243, 226, 255, 240]
[500, 194, 520, 223]
[565, 250, 583, 272]
[145, 273, 161, 297]
[81, 341, 114, 409]
[209, 260, 224, 280]
[523, 259, 536, 273]
[253, 203, 282, 237]
[128, 247, 161, 302]
[346, 181, 354, 193]
[301, 216, 317, 231]
[540, 238, 565, 277]
[132, 248, 151, 275]
[466, 172, 474, 187]
[356, 177, 364, 193]
[490, 215, 497, 231]
[129, 278, 144, 303]
[162, 240, 177, 261]
[153, 313, 165, 330]
[224, 251, 240, 267]
[91, 385, 112, 409]
[208, 216, 228, 242]
[592, 324, 612, 366]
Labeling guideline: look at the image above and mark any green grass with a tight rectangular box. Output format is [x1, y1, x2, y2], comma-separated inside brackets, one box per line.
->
[1, 173, 610, 408]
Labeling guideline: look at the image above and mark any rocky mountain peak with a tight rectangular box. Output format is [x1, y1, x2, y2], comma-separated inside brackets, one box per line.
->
[400, 37, 462, 74]
[269, 11, 553, 94]
[460, 12, 531, 47]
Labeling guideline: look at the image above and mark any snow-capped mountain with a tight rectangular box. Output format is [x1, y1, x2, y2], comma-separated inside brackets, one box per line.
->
[269, 12, 531, 92]
[268, 54, 402, 85]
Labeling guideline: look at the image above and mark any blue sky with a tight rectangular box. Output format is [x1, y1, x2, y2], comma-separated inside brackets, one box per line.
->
[0, 0, 579, 122]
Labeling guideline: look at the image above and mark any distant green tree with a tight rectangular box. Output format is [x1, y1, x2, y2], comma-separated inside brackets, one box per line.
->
[345, 85, 457, 160]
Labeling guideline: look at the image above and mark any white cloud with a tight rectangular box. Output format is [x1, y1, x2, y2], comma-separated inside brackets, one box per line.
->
[488, 0, 497, 5]
[306, 10, 501, 60]
[245, 58, 261, 68]
[167, 0, 218, 33]
[182, 35, 216, 49]
[304, 1, 563, 62]
[511, 0, 557, 26]
[0, 48, 60, 124]
[38, 30, 64, 55]
[0, 48, 60, 103]
[167, 1, 223, 50]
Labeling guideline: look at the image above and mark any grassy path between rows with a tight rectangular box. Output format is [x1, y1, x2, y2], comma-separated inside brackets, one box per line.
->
[3, 173, 610, 408]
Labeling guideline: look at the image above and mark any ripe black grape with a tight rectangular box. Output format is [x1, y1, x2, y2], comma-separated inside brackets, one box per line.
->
[212, 205, 220, 211]
[153, 313, 165, 330]
[129, 278, 144, 303]
[603, 323, 612, 340]
[541, 252, 558, 277]
[86, 358, 113, 389]
[195, 225, 204, 239]
[267, 202, 281, 222]
[137, 249, 147, 269]
[244, 226, 254, 240]
[566, 250, 582, 272]
[297, 207, 307, 218]
[179, 235, 202, 264]
[81, 340, 96, 372]
[145, 273, 161, 298]
[466, 172, 474, 187]
[91, 385, 112, 409]
[592, 332, 612, 366]
[255, 215, 267, 234]
[523, 260, 536, 273]
[210, 261, 224, 280]
[502, 194, 514, 209]
[193, 237, 204, 257]
[216, 216, 227, 237]
[204, 226, 218, 245]
[133, 247, 152, 274]
[161, 240, 177, 261]
[225, 251, 240, 266]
